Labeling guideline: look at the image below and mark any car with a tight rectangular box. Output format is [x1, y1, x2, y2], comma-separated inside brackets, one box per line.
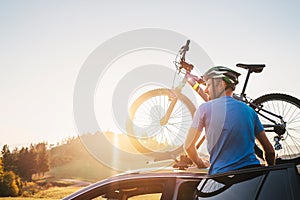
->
[63, 163, 300, 200]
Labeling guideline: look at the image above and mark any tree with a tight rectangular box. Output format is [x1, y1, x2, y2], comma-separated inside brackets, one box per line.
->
[1, 145, 17, 173]
[0, 145, 22, 196]
[35, 143, 49, 176]
[0, 171, 21, 197]
[16, 147, 36, 182]
[29, 144, 38, 175]
[0, 159, 3, 177]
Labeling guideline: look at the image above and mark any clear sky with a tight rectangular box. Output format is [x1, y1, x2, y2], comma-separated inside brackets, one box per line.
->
[1, 0, 300, 149]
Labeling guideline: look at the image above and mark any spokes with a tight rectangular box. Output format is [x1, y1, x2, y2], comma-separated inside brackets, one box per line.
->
[257, 98, 300, 159]
[131, 93, 193, 152]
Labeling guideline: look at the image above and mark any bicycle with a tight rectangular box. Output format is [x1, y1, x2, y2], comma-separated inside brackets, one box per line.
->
[126, 40, 300, 164]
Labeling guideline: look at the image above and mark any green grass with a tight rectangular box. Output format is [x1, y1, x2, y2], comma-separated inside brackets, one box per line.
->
[2, 157, 118, 199]
[32, 186, 81, 199]
[0, 186, 81, 200]
[49, 158, 118, 182]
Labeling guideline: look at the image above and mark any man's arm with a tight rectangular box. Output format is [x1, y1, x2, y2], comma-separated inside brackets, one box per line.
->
[184, 127, 209, 168]
[256, 130, 275, 166]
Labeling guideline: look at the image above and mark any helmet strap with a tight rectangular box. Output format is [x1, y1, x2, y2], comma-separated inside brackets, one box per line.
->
[224, 83, 235, 91]
[211, 79, 225, 99]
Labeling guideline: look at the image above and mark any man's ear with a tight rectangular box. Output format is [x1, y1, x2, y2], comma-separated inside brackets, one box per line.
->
[219, 79, 227, 89]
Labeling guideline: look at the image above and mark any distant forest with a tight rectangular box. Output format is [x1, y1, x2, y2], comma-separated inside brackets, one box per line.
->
[0, 132, 118, 197]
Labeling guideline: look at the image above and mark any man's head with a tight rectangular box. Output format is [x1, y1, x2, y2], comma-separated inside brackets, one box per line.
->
[203, 66, 241, 100]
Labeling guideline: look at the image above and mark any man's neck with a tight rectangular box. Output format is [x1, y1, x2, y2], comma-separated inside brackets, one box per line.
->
[225, 89, 233, 97]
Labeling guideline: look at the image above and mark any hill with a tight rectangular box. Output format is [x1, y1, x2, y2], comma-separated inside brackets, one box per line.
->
[48, 132, 118, 182]
[48, 131, 161, 182]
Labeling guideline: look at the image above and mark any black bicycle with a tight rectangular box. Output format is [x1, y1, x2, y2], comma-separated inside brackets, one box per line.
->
[126, 40, 300, 164]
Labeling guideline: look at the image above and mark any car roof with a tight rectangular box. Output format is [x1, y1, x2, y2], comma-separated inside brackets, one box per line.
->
[63, 163, 299, 200]
[88, 167, 208, 187]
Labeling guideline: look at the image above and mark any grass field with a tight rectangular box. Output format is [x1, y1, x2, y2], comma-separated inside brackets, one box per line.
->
[0, 158, 116, 199]
[0, 186, 81, 200]
[49, 158, 117, 182]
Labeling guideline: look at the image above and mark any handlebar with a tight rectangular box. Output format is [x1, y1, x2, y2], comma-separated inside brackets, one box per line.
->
[180, 40, 190, 61]
[175, 40, 208, 101]
[178, 40, 194, 73]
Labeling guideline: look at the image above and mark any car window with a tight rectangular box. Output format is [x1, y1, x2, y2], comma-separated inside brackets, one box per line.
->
[92, 193, 162, 200]
[92, 187, 163, 200]
[190, 171, 265, 200]
[92, 197, 106, 200]
[129, 193, 162, 199]
[177, 180, 201, 200]
[87, 178, 174, 200]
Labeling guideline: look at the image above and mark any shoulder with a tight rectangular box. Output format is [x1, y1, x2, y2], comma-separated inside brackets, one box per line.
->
[198, 99, 214, 111]
[231, 97, 259, 117]
[229, 96, 250, 108]
[194, 101, 213, 119]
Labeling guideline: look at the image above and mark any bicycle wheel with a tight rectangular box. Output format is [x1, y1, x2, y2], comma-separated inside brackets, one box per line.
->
[253, 93, 300, 161]
[126, 88, 196, 158]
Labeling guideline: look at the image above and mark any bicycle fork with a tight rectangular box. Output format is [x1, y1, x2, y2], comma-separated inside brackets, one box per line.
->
[160, 78, 186, 126]
[160, 96, 178, 126]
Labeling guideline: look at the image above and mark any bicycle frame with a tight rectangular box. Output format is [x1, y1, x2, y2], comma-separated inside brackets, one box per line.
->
[233, 65, 286, 136]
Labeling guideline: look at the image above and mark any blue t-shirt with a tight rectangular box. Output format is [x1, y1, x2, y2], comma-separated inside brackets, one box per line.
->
[192, 96, 263, 175]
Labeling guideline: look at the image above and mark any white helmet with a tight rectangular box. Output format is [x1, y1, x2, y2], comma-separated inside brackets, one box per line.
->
[203, 66, 241, 89]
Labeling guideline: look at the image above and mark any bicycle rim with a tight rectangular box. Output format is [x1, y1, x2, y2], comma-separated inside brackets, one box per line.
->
[126, 88, 196, 157]
[253, 93, 300, 160]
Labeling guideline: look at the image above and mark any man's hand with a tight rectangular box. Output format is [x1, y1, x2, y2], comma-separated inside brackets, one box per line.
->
[185, 128, 210, 169]
[196, 158, 210, 168]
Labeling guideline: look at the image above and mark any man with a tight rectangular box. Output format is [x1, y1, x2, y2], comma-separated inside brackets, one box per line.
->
[184, 66, 275, 175]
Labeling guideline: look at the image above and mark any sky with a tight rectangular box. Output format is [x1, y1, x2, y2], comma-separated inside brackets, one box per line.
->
[1, 0, 300, 149]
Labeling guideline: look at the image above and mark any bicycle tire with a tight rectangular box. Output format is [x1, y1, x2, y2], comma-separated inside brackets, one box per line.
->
[126, 88, 196, 158]
[252, 93, 300, 163]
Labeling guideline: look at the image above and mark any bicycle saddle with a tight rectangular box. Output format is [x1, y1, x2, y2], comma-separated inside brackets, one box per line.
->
[236, 63, 265, 73]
